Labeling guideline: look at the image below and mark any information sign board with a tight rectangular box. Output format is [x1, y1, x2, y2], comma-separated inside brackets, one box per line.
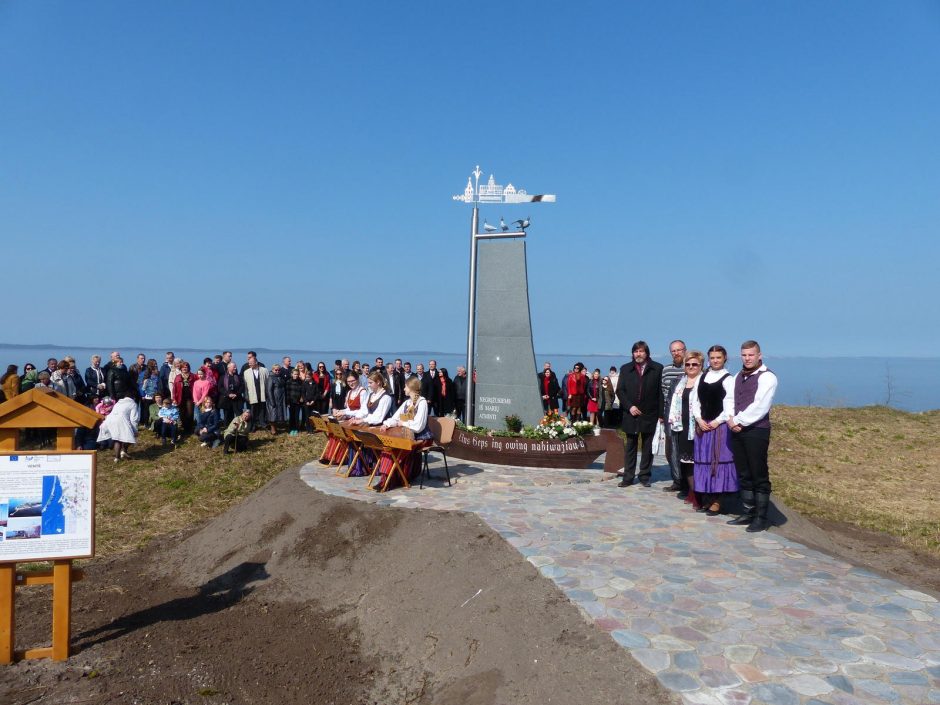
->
[0, 452, 95, 562]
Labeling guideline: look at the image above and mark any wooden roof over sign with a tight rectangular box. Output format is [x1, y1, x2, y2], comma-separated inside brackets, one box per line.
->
[0, 388, 103, 429]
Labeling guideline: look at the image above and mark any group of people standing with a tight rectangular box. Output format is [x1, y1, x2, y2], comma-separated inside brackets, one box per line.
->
[538, 339, 778, 532]
[621, 339, 778, 533]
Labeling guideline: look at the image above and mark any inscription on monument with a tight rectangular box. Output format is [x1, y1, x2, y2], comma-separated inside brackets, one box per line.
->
[454, 430, 587, 455]
[476, 395, 512, 422]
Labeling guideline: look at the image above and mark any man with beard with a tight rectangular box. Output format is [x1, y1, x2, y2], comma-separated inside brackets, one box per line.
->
[615, 341, 663, 488]
[660, 339, 687, 493]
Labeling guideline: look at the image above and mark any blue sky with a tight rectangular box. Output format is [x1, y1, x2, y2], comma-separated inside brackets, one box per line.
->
[3, 1, 938, 357]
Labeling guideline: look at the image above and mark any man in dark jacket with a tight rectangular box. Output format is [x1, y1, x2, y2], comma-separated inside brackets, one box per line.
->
[537, 362, 561, 413]
[615, 341, 663, 488]
[384, 365, 405, 407]
[218, 362, 244, 423]
[160, 351, 175, 398]
[416, 364, 438, 415]
[453, 366, 469, 423]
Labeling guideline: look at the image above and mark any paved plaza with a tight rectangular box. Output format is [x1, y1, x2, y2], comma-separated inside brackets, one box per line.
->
[299, 455, 940, 705]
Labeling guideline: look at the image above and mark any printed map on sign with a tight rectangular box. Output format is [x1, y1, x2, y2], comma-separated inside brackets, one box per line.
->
[0, 453, 95, 561]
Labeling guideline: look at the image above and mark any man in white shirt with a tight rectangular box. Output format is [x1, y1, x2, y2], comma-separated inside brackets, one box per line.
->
[727, 340, 778, 533]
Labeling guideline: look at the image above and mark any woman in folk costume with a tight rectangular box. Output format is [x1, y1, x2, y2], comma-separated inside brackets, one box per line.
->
[320, 371, 368, 465]
[666, 350, 704, 509]
[692, 345, 739, 515]
[373, 377, 434, 491]
[337, 371, 394, 476]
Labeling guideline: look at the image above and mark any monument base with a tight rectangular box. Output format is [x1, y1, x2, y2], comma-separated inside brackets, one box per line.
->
[448, 429, 624, 473]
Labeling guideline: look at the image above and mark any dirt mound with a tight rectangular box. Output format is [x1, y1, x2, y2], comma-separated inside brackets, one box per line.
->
[1, 469, 676, 705]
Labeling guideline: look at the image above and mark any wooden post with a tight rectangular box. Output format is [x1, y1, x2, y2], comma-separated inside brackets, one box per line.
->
[0, 423, 17, 664]
[0, 564, 14, 664]
[51, 561, 73, 661]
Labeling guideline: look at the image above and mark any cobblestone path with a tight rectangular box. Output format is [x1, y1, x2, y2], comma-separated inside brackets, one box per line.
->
[299, 457, 940, 705]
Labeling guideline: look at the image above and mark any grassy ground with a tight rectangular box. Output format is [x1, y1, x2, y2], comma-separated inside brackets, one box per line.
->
[94, 429, 325, 556]
[64, 406, 940, 560]
[770, 405, 940, 556]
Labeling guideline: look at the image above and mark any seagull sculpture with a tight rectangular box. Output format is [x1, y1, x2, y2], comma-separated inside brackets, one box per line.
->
[512, 216, 531, 230]
[499, 217, 509, 232]
[483, 220, 498, 233]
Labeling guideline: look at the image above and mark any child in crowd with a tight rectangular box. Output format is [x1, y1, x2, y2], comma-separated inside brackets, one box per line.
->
[149, 394, 164, 431]
[157, 397, 180, 445]
[197, 397, 220, 448]
[95, 396, 115, 416]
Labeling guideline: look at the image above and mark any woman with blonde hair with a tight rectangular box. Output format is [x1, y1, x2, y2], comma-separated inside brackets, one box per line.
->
[666, 350, 704, 508]
[373, 377, 434, 490]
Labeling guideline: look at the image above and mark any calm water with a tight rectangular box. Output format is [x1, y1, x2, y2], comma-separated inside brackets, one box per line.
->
[3, 345, 937, 412]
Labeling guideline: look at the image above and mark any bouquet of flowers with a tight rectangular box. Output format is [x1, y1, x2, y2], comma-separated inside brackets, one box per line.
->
[572, 420, 596, 436]
[529, 409, 578, 439]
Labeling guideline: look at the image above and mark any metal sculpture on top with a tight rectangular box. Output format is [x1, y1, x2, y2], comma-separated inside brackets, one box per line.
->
[454, 166, 555, 427]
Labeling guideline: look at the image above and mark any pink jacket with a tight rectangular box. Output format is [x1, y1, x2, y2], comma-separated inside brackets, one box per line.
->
[192, 379, 215, 407]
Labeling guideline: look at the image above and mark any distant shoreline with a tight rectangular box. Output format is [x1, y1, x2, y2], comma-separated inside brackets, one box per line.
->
[1, 343, 938, 362]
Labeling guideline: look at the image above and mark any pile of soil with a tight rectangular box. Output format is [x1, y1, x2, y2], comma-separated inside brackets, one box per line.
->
[0, 470, 677, 705]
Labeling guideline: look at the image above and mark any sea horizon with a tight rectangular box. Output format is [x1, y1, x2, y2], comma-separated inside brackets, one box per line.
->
[3, 343, 938, 413]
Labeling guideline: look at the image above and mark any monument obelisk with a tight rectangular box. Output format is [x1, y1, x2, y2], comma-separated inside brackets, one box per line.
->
[454, 166, 555, 428]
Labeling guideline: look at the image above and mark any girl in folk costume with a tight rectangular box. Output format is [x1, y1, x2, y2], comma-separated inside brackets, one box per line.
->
[320, 371, 367, 465]
[666, 351, 705, 509]
[338, 371, 394, 476]
[692, 345, 739, 515]
[374, 377, 434, 491]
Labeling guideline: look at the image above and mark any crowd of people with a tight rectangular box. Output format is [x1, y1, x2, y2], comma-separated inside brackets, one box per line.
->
[0, 352, 469, 464]
[1, 341, 777, 530]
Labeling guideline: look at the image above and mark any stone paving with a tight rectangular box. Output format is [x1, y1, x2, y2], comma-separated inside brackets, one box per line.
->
[299, 456, 940, 705]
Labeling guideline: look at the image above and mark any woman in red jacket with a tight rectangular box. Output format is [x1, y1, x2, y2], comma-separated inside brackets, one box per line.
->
[312, 361, 332, 414]
[171, 361, 197, 434]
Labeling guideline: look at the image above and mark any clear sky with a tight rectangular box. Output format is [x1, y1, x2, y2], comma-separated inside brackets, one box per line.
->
[3, 1, 938, 357]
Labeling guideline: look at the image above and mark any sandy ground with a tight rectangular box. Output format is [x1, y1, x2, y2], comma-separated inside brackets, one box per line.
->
[2, 465, 937, 704]
[0, 469, 677, 705]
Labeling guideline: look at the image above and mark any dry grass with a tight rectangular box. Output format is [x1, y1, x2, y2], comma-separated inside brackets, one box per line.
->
[94, 429, 325, 556]
[73, 406, 938, 562]
[771, 405, 940, 557]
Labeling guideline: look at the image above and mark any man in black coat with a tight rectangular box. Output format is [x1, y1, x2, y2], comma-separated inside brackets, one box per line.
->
[384, 365, 405, 407]
[537, 362, 561, 413]
[453, 366, 469, 423]
[615, 341, 663, 488]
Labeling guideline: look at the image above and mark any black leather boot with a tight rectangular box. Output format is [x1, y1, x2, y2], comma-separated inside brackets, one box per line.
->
[746, 492, 772, 532]
[727, 490, 755, 525]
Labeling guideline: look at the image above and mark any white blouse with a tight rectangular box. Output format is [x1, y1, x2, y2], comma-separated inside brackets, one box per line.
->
[359, 392, 392, 425]
[386, 397, 428, 433]
[335, 388, 368, 418]
[691, 369, 735, 424]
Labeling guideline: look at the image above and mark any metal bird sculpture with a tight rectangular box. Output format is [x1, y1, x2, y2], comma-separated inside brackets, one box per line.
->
[499, 217, 509, 232]
[483, 220, 498, 232]
[512, 216, 531, 230]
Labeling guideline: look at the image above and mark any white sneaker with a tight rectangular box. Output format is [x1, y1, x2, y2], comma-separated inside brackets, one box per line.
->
[200, 442, 207, 447]
[120, 451, 129, 459]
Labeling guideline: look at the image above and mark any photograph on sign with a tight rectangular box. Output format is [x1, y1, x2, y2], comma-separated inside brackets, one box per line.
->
[0, 452, 95, 561]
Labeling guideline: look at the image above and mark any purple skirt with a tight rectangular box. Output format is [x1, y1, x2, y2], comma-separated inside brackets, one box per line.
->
[693, 424, 738, 493]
